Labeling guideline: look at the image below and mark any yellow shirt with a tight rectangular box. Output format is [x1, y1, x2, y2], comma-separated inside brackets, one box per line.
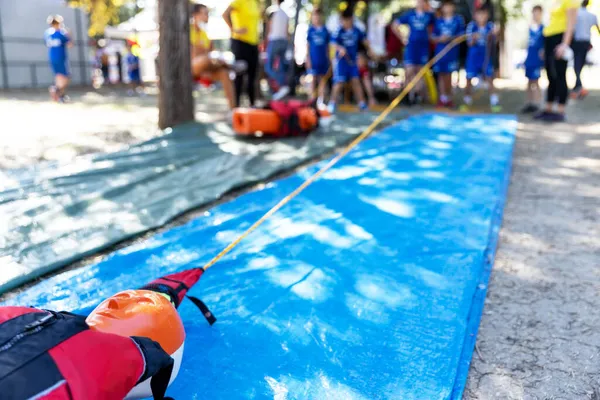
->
[543, 0, 579, 36]
[230, 0, 261, 45]
[190, 26, 210, 49]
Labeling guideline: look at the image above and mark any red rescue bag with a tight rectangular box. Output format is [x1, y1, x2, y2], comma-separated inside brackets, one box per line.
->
[0, 307, 174, 400]
[268, 99, 320, 137]
[232, 100, 320, 137]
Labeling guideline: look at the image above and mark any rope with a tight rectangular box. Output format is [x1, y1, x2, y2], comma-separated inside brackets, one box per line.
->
[202, 34, 468, 272]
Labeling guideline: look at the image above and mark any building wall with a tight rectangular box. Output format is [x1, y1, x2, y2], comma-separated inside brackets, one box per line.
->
[0, 0, 92, 89]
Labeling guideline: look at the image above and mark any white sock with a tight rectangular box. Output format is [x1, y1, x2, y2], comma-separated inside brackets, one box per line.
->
[490, 94, 499, 106]
[464, 95, 473, 105]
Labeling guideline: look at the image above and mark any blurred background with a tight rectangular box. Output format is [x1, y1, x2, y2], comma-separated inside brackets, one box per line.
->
[0, 0, 598, 90]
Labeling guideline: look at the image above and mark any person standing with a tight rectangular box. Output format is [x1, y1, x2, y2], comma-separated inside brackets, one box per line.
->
[265, 0, 291, 100]
[392, 0, 436, 104]
[97, 44, 110, 85]
[535, 0, 578, 122]
[306, 7, 331, 105]
[126, 42, 141, 96]
[570, 0, 599, 98]
[521, 5, 545, 113]
[223, 0, 261, 107]
[328, 8, 372, 113]
[431, 0, 465, 108]
[462, 7, 500, 112]
[44, 15, 72, 102]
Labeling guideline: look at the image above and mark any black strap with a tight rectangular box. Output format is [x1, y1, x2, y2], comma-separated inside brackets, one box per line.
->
[150, 358, 174, 400]
[142, 283, 184, 308]
[288, 113, 301, 136]
[158, 277, 189, 289]
[186, 296, 217, 325]
[132, 336, 176, 400]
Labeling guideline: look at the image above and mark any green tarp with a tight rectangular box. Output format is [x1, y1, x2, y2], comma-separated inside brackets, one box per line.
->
[0, 112, 404, 294]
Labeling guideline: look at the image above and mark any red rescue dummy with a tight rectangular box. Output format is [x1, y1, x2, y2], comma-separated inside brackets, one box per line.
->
[0, 268, 214, 400]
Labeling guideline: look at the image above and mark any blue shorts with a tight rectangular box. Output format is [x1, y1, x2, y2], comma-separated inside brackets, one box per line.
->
[465, 53, 493, 79]
[50, 60, 69, 76]
[433, 46, 459, 73]
[309, 63, 330, 77]
[333, 59, 359, 84]
[129, 70, 141, 83]
[525, 66, 541, 80]
[404, 42, 430, 66]
[433, 60, 459, 73]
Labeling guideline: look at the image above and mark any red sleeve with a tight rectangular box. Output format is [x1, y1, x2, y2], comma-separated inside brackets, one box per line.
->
[0, 306, 41, 324]
[49, 331, 145, 399]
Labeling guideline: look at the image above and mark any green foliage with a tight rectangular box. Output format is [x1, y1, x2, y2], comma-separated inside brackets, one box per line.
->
[498, 0, 527, 24]
[67, 0, 137, 37]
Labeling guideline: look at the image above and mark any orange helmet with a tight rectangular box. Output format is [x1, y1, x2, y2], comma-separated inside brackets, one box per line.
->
[86, 290, 185, 399]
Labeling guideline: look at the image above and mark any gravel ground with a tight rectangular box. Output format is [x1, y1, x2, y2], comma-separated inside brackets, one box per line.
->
[0, 85, 229, 169]
[464, 89, 600, 399]
[1, 73, 599, 399]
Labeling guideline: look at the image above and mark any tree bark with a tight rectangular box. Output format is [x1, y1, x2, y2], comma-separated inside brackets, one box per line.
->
[158, 0, 194, 129]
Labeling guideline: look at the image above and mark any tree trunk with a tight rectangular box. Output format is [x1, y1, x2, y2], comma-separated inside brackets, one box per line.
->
[158, 0, 194, 129]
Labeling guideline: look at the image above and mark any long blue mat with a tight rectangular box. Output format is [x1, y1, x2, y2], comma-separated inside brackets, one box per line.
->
[3, 113, 517, 399]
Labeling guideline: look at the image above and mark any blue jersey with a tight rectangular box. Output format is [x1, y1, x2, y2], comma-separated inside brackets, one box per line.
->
[465, 21, 495, 78]
[433, 15, 465, 51]
[466, 21, 494, 50]
[44, 28, 70, 63]
[332, 26, 365, 62]
[307, 25, 330, 66]
[397, 10, 435, 44]
[432, 15, 465, 73]
[126, 53, 139, 70]
[524, 25, 544, 68]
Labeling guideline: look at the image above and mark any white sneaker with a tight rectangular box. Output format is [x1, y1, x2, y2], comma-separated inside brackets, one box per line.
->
[272, 86, 290, 101]
[327, 102, 337, 114]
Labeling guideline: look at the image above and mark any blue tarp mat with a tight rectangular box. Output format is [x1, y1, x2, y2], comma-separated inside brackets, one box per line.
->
[3, 113, 517, 399]
[0, 112, 404, 294]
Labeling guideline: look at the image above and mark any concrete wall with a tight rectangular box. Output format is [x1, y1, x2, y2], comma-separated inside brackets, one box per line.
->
[0, 0, 92, 89]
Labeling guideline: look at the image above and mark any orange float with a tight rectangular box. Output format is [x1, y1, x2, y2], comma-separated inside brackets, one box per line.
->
[233, 108, 281, 135]
[233, 100, 326, 137]
[86, 290, 185, 356]
[86, 268, 213, 399]
[87, 290, 186, 399]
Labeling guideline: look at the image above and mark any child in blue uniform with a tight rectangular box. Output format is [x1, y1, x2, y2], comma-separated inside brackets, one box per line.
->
[126, 42, 142, 95]
[522, 5, 544, 113]
[393, 0, 435, 103]
[432, 0, 465, 107]
[329, 8, 372, 113]
[306, 7, 330, 105]
[44, 15, 72, 102]
[463, 7, 500, 111]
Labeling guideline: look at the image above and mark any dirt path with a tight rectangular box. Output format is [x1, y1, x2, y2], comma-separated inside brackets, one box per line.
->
[0, 86, 228, 169]
[465, 91, 600, 399]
